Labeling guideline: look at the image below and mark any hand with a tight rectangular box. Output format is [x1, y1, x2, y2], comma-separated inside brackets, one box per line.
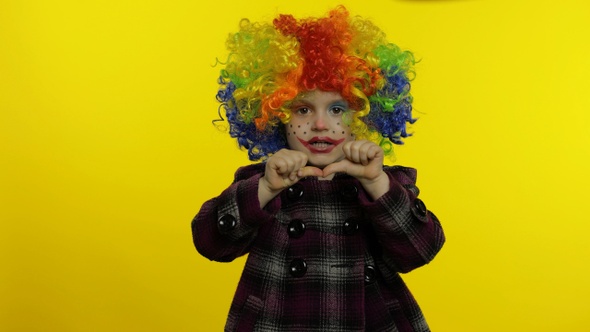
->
[322, 140, 390, 200]
[258, 149, 323, 207]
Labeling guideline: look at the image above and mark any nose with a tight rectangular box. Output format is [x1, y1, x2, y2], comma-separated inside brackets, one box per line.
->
[311, 113, 328, 131]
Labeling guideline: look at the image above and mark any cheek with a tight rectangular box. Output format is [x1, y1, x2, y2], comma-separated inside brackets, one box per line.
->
[330, 121, 354, 139]
[286, 122, 311, 138]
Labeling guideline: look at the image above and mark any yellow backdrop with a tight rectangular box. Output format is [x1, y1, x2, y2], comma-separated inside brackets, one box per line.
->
[2, 0, 589, 331]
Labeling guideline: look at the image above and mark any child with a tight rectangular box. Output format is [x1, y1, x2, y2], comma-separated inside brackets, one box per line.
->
[192, 6, 445, 331]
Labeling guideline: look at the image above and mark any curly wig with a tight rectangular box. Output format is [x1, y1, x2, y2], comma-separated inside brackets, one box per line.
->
[215, 6, 416, 161]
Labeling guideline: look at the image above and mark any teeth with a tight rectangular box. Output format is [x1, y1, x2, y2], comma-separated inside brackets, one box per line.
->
[311, 142, 331, 148]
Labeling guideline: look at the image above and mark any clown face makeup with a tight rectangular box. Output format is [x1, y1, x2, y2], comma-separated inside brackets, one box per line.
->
[285, 90, 355, 168]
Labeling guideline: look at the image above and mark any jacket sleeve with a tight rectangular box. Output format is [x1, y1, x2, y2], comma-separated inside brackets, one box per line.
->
[191, 166, 280, 262]
[359, 166, 445, 273]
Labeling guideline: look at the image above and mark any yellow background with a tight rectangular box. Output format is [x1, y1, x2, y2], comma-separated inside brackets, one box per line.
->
[1, 0, 589, 331]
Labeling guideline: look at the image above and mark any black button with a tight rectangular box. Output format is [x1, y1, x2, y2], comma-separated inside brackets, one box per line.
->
[414, 199, 427, 217]
[286, 184, 304, 201]
[403, 184, 420, 196]
[288, 219, 306, 238]
[217, 214, 237, 232]
[364, 265, 376, 284]
[340, 185, 358, 201]
[343, 218, 359, 235]
[289, 258, 307, 277]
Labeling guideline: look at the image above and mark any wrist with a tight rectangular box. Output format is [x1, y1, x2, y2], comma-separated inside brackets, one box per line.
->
[258, 177, 281, 208]
[360, 171, 389, 200]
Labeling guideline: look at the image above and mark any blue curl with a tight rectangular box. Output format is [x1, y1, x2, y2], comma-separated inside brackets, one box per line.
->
[367, 71, 416, 144]
[217, 77, 287, 160]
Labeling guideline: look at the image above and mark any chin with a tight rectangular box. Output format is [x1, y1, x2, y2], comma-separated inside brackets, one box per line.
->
[306, 155, 341, 168]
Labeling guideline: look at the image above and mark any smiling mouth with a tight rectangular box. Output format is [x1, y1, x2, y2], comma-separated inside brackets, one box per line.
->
[298, 137, 345, 153]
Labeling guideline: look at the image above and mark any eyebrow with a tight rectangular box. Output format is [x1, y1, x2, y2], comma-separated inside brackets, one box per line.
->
[331, 100, 349, 107]
[291, 98, 349, 106]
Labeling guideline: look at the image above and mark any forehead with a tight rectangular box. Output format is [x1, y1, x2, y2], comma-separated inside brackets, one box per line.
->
[293, 90, 346, 103]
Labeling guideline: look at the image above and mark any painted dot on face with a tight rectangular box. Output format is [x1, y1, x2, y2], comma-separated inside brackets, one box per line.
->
[342, 131, 345, 134]
[304, 131, 307, 134]
[332, 131, 335, 134]
[290, 124, 292, 128]
[293, 131, 296, 134]
[298, 125, 300, 128]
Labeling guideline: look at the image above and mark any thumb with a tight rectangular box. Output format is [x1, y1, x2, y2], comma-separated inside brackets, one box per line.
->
[298, 166, 324, 178]
[322, 159, 352, 178]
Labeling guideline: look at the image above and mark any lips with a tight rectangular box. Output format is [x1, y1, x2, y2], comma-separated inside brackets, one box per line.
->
[298, 136, 345, 153]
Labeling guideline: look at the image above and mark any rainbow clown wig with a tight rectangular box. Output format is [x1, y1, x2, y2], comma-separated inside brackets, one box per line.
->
[215, 6, 417, 161]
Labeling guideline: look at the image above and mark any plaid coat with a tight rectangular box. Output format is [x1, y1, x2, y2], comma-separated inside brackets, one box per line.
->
[192, 163, 445, 332]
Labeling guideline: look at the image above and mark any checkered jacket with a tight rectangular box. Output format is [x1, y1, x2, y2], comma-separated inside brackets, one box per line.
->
[192, 163, 445, 331]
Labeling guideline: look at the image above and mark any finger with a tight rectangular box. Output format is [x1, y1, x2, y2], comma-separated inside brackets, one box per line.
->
[361, 141, 381, 165]
[282, 150, 308, 173]
[282, 177, 291, 188]
[341, 141, 351, 158]
[367, 144, 384, 162]
[322, 159, 351, 178]
[272, 157, 291, 176]
[343, 140, 370, 165]
[359, 142, 371, 166]
[280, 157, 303, 176]
[298, 166, 323, 178]
[348, 141, 361, 164]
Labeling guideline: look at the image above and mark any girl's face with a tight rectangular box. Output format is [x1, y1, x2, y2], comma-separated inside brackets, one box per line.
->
[285, 90, 355, 168]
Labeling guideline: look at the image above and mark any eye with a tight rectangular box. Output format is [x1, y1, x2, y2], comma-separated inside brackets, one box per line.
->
[329, 106, 346, 115]
[296, 107, 311, 115]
